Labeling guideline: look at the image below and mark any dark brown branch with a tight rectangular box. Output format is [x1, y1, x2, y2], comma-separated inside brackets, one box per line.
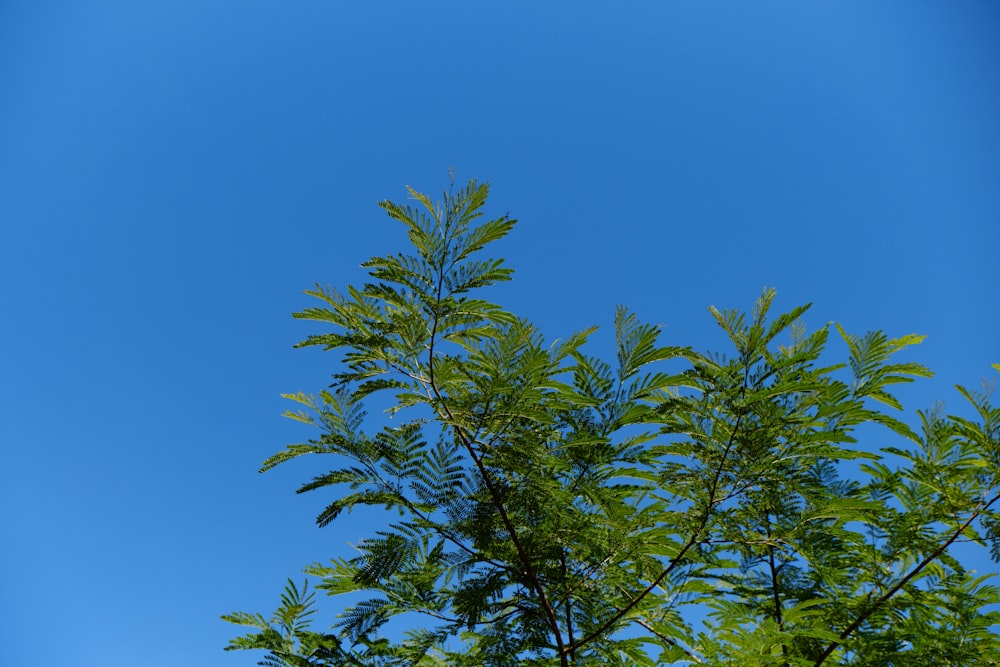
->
[813, 492, 1000, 666]
[765, 512, 789, 666]
[568, 409, 745, 654]
[567, 363, 751, 655]
[425, 271, 568, 665]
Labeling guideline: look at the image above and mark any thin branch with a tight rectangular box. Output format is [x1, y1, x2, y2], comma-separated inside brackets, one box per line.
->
[765, 512, 789, 666]
[631, 617, 704, 664]
[424, 259, 569, 665]
[561, 550, 576, 662]
[568, 409, 745, 654]
[813, 491, 1000, 666]
[568, 363, 751, 654]
[344, 426, 511, 574]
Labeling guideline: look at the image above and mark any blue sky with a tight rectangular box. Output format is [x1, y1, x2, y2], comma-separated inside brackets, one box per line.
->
[1, 2, 998, 665]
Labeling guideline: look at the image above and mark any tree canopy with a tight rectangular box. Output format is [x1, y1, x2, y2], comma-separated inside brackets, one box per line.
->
[224, 179, 1000, 666]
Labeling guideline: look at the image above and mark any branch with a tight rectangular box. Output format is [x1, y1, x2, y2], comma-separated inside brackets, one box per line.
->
[568, 364, 750, 654]
[765, 512, 789, 666]
[631, 617, 704, 664]
[813, 491, 1000, 666]
[424, 272, 568, 665]
[561, 551, 576, 662]
[568, 409, 745, 653]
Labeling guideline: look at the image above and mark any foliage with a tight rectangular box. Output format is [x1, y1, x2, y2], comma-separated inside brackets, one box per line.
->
[225, 179, 1000, 666]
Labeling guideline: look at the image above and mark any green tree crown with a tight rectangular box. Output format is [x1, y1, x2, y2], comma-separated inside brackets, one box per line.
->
[224, 179, 1000, 666]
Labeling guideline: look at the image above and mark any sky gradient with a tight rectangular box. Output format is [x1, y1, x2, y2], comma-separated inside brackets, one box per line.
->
[2, 2, 998, 665]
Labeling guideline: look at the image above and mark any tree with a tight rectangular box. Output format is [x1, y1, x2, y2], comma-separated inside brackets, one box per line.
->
[224, 179, 1000, 666]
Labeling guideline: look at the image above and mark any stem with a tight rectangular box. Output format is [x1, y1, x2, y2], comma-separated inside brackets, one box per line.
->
[813, 492, 1000, 666]
[568, 362, 750, 654]
[425, 263, 568, 665]
[399, 491, 510, 571]
[436, 383, 568, 663]
[562, 550, 576, 662]
[631, 617, 704, 664]
[765, 512, 789, 666]
[568, 408, 745, 653]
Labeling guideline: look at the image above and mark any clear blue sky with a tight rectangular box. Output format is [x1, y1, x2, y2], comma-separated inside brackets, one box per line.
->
[2, 2, 998, 665]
